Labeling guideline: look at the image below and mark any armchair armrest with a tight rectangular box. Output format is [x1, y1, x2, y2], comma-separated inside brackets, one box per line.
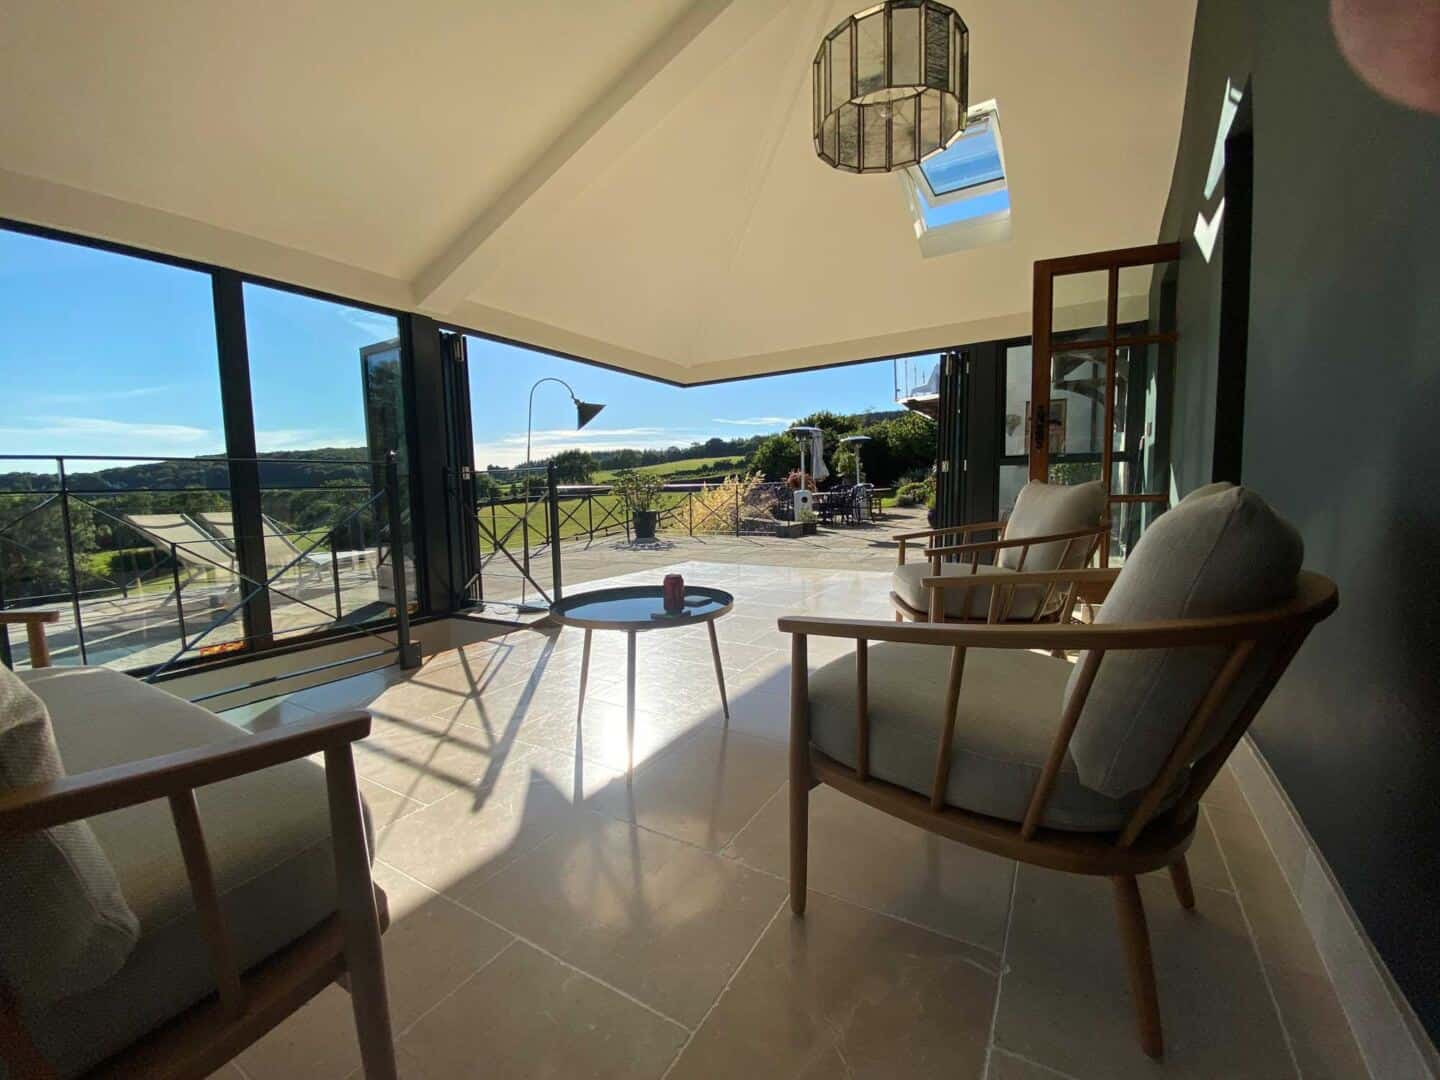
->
[894, 520, 1007, 564]
[0, 710, 371, 835]
[923, 523, 1108, 561]
[0, 609, 61, 668]
[920, 567, 1120, 590]
[776, 606, 1307, 651]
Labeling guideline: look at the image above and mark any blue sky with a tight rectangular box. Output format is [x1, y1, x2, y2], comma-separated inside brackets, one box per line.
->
[1, 228, 912, 469]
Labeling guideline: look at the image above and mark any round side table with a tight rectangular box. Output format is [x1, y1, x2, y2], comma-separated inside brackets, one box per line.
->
[549, 585, 733, 777]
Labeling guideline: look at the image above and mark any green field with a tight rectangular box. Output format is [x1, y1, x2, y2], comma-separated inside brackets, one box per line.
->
[475, 491, 693, 552]
[590, 456, 743, 483]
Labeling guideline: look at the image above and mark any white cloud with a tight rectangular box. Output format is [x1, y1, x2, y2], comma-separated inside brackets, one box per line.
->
[0, 416, 214, 443]
[712, 416, 792, 427]
[0, 415, 223, 460]
[472, 426, 712, 467]
[339, 308, 400, 341]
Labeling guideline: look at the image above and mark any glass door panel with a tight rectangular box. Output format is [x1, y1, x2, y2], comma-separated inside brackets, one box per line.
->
[1051, 270, 1110, 336]
[1045, 347, 1106, 485]
[1000, 344, 1032, 517]
[1030, 245, 1180, 564]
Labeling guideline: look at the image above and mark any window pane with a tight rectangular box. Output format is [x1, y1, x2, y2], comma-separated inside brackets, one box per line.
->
[0, 228, 234, 671]
[1047, 347, 1107, 463]
[242, 285, 412, 640]
[920, 114, 1002, 195]
[1051, 270, 1109, 335]
[1003, 343, 1031, 456]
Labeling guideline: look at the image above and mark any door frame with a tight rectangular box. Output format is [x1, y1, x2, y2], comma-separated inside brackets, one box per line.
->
[1030, 243, 1180, 562]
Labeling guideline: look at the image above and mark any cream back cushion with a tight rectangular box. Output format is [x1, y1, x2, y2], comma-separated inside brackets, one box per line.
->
[998, 481, 1107, 571]
[1066, 486, 1303, 798]
[0, 664, 139, 1006]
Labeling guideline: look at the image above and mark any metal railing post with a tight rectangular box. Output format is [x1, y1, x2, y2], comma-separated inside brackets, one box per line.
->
[384, 453, 420, 669]
[329, 529, 343, 619]
[170, 543, 188, 650]
[521, 497, 531, 578]
[546, 463, 563, 602]
[587, 493, 594, 543]
[734, 483, 741, 537]
[0, 567, 11, 670]
[56, 458, 88, 664]
[689, 492, 694, 536]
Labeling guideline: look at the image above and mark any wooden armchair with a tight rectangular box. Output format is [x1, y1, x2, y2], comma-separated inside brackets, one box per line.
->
[0, 614, 397, 1078]
[0, 609, 61, 669]
[781, 568, 1337, 1058]
[891, 481, 1109, 624]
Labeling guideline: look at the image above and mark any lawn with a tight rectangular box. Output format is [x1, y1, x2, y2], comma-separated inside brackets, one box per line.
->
[590, 456, 744, 483]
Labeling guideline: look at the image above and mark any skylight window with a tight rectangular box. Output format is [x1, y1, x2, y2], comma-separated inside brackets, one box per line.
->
[899, 101, 1011, 257]
[920, 113, 1005, 197]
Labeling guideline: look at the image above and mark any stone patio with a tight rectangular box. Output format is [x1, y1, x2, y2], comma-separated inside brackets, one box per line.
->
[214, 558, 1368, 1079]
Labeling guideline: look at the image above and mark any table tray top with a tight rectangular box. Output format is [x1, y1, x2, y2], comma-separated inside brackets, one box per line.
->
[548, 585, 733, 631]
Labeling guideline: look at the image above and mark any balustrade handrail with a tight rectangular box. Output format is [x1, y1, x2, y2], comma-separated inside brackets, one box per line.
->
[0, 451, 417, 679]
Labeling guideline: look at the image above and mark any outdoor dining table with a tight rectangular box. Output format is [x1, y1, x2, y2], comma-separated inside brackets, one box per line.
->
[548, 584, 733, 777]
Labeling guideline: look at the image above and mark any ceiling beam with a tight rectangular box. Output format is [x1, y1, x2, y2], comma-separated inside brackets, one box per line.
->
[411, 0, 787, 313]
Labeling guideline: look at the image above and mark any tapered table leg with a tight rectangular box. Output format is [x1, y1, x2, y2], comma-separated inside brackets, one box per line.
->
[626, 630, 637, 779]
[707, 620, 729, 721]
[577, 629, 592, 725]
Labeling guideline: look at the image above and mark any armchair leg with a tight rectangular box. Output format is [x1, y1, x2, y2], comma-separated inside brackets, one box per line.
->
[789, 770, 809, 915]
[1169, 857, 1196, 911]
[325, 747, 398, 1080]
[1112, 875, 1163, 1059]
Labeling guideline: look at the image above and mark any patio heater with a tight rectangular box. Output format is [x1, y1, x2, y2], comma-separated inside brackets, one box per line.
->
[839, 434, 871, 486]
[787, 426, 824, 520]
[840, 434, 872, 521]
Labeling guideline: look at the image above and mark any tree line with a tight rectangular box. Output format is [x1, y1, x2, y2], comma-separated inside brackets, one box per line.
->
[534, 408, 936, 488]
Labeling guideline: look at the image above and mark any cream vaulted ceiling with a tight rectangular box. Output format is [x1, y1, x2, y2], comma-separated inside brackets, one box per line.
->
[0, 0, 1196, 383]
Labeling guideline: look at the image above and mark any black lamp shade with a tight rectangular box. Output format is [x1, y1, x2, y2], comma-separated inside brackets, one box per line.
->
[575, 400, 605, 429]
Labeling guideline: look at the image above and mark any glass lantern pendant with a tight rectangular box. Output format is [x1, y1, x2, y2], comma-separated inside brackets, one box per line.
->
[813, 1, 969, 173]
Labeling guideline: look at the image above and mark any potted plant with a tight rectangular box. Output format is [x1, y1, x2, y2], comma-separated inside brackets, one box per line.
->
[612, 469, 665, 541]
[798, 506, 818, 535]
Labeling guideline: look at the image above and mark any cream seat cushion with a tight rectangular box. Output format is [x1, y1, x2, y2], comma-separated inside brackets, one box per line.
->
[1066, 485, 1303, 798]
[807, 644, 1177, 832]
[0, 666, 139, 1009]
[997, 480, 1107, 570]
[13, 667, 367, 1078]
[891, 562, 1047, 620]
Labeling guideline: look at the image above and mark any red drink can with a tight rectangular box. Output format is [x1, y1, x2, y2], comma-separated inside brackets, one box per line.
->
[663, 574, 685, 613]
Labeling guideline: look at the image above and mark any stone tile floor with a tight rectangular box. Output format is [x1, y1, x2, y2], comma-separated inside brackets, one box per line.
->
[216, 560, 1369, 1079]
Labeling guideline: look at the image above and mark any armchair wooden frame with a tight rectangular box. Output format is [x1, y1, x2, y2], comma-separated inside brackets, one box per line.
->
[891, 522, 1108, 624]
[781, 570, 1338, 1059]
[0, 610, 60, 669]
[0, 615, 397, 1079]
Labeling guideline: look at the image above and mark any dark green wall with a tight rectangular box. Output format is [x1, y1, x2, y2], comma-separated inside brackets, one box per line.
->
[1160, 1, 1440, 1040]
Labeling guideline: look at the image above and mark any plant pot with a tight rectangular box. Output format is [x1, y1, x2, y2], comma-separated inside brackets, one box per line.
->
[802, 521, 818, 535]
[632, 510, 659, 541]
[774, 522, 804, 539]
